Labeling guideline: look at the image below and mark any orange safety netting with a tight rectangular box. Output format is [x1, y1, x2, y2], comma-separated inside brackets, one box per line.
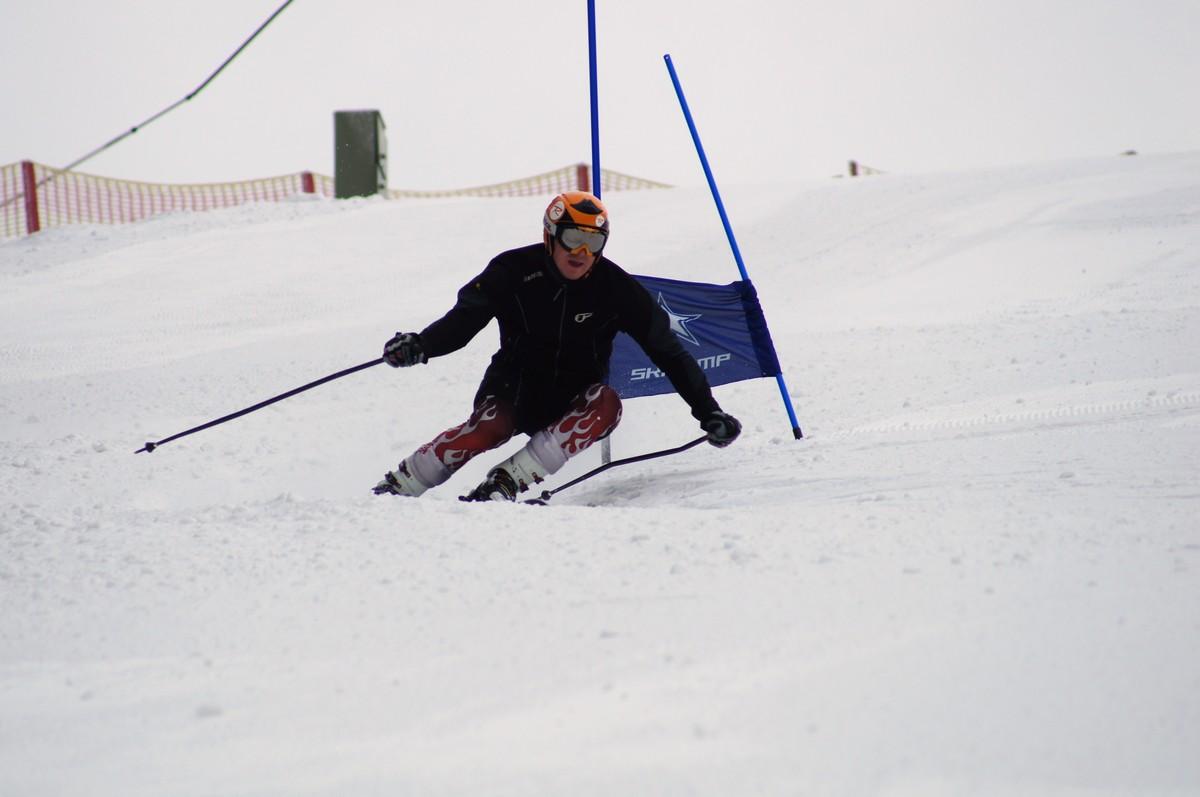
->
[0, 162, 669, 239]
[386, 164, 670, 199]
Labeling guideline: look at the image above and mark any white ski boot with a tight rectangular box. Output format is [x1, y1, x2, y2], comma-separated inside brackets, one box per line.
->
[460, 444, 553, 502]
[373, 458, 431, 497]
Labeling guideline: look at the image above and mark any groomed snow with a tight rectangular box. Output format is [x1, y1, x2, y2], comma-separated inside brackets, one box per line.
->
[2, 153, 1198, 796]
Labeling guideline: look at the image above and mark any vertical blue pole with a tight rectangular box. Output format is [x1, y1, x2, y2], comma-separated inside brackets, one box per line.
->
[589, 0, 613, 462]
[663, 53, 803, 439]
[588, 0, 601, 197]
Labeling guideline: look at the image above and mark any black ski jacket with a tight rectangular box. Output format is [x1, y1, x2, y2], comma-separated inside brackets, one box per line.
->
[419, 243, 720, 433]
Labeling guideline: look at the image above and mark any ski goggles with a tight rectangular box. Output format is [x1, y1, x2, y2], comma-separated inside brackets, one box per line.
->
[556, 225, 608, 255]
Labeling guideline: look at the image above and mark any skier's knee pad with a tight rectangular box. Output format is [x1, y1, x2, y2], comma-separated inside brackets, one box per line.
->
[418, 395, 516, 476]
[466, 396, 517, 449]
[587, 384, 623, 439]
[534, 384, 623, 468]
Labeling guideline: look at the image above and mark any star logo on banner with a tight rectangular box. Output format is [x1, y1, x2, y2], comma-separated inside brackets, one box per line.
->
[657, 293, 702, 346]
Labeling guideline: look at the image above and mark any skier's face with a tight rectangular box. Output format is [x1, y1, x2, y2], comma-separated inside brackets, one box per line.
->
[551, 239, 596, 281]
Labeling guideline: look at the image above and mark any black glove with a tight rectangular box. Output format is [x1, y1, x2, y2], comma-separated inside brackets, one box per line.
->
[701, 410, 741, 448]
[382, 332, 426, 367]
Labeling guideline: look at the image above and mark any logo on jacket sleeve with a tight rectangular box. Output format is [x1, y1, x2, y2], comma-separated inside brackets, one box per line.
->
[574, 312, 594, 323]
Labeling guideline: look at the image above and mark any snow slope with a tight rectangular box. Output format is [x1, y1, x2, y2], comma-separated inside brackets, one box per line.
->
[2, 153, 1199, 796]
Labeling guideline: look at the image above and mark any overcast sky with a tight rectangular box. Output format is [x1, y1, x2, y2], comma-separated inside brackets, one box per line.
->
[3, 0, 1197, 189]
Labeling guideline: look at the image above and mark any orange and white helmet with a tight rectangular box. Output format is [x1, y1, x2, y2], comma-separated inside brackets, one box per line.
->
[543, 191, 609, 256]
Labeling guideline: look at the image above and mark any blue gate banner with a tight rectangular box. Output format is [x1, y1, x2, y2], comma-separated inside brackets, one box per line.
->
[610, 274, 783, 399]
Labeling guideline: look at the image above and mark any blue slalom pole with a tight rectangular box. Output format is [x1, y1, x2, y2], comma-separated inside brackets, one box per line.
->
[587, 0, 602, 197]
[663, 53, 803, 439]
[589, 0, 614, 463]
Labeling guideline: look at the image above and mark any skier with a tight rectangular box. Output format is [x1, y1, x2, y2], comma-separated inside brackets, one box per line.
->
[373, 190, 741, 502]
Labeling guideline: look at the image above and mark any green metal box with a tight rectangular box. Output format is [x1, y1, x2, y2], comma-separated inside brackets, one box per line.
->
[334, 110, 387, 198]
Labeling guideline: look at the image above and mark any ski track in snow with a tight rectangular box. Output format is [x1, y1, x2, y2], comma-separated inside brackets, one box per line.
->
[2, 154, 1199, 796]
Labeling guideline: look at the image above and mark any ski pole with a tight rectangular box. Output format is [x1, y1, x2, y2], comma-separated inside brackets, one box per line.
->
[136, 357, 385, 453]
[525, 434, 709, 505]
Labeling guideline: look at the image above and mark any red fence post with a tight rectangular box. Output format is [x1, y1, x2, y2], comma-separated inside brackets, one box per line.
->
[300, 171, 315, 194]
[21, 161, 40, 234]
[576, 163, 589, 192]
